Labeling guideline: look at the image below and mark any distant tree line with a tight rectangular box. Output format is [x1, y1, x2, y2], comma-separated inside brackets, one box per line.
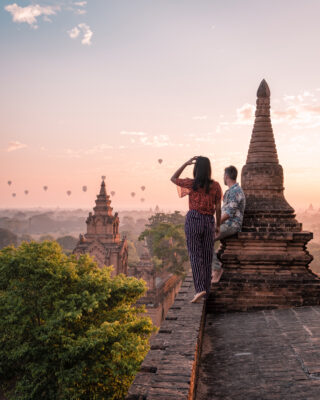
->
[0, 229, 78, 254]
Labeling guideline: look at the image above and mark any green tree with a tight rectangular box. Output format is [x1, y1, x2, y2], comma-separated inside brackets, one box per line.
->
[146, 211, 185, 227]
[0, 228, 18, 249]
[138, 211, 189, 277]
[0, 241, 157, 400]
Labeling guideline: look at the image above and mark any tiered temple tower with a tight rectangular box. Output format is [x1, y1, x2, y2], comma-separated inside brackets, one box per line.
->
[73, 178, 128, 276]
[207, 79, 320, 312]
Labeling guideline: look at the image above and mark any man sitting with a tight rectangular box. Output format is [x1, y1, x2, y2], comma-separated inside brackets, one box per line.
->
[211, 165, 246, 283]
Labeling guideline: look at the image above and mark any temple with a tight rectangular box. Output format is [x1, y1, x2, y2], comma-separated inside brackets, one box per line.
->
[207, 79, 320, 312]
[73, 178, 128, 276]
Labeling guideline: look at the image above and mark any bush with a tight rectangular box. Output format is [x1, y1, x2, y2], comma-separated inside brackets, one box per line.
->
[0, 241, 157, 400]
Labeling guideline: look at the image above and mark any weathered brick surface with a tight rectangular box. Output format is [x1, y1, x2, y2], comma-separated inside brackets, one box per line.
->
[196, 306, 320, 400]
[126, 272, 206, 400]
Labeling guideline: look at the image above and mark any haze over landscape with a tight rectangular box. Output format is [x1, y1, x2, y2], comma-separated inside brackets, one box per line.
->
[1, 0, 320, 211]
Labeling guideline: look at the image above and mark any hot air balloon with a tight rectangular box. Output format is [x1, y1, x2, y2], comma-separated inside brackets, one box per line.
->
[7, 180, 12, 186]
[141, 186, 145, 191]
[101, 175, 106, 180]
[24, 190, 29, 195]
[43, 186, 48, 191]
[140, 198, 145, 202]
[158, 158, 163, 164]
[82, 186, 87, 192]
[12, 193, 16, 197]
[66, 190, 72, 196]
[131, 192, 135, 197]
[111, 191, 115, 196]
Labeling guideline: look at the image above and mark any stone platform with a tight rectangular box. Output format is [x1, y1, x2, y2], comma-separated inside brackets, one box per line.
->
[196, 306, 320, 400]
[126, 272, 206, 400]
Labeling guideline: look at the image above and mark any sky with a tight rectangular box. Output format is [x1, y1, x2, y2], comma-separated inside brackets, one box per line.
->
[1, 0, 320, 211]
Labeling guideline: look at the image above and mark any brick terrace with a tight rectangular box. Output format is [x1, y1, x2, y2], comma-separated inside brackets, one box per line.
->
[196, 306, 320, 400]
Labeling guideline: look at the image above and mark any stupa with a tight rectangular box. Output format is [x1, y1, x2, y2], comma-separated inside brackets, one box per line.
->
[207, 80, 320, 312]
[73, 178, 128, 276]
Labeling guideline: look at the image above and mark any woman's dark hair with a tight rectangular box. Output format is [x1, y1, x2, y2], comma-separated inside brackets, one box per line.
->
[192, 156, 214, 194]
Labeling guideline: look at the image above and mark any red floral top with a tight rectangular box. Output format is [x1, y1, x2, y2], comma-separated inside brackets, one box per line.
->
[175, 177, 222, 215]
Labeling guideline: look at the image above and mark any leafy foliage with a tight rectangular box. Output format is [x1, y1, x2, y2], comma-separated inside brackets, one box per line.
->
[138, 211, 189, 276]
[0, 241, 157, 400]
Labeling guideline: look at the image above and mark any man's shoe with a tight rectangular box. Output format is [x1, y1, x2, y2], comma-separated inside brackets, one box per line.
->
[211, 268, 224, 283]
[190, 291, 206, 303]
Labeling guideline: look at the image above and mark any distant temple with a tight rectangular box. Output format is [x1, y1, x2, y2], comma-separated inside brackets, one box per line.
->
[73, 178, 128, 276]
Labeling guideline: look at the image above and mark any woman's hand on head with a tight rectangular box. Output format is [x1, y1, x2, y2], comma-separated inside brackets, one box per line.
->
[185, 156, 198, 166]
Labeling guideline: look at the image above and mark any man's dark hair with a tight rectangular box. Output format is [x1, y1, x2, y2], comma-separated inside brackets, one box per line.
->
[224, 165, 238, 181]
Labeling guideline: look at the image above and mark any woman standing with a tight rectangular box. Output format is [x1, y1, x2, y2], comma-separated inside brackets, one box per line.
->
[170, 156, 222, 303]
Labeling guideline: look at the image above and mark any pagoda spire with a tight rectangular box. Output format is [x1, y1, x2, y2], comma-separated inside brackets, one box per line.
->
[93, 177, 113, 216]
[241, 79, 300, 231]
[99, 179, 107, 197]
[246, 79, 278, 164]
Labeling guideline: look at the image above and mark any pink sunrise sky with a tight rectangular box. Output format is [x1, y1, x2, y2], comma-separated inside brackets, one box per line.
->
[1, 0, 320, 211]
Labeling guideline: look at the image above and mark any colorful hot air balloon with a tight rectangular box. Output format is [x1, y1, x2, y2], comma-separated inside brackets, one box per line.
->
[111, 191, 115, 196]
[82, 186, 87, 192]
[141, 186, 145, 191]
[7, 180, 12, 186]
[12, 193, 16, 197]
[66, 190, 72, 196]
[43, 186, 48, 191]
[158, 158, 163, 164]
[140, 198, 145, 202]
[131, 192, 135, 197]
[24, 190, 29, 195]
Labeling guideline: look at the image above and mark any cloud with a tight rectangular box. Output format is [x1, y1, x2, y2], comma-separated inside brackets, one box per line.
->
[235, 103, 255, 124]
[61, 143, 113, 157]
[139, 135, 173, 147]
[120, 130, 147, 136]
[68, 26, 80, 39]
[68, 23, 93, 45]
[66, 1, 87, 15]
[75, 9, 86, 15]
[217, 89, 320, 132]
[4, 3, 58, 27]
[192, 115, 207, 120]
[6, 141, 27, 152]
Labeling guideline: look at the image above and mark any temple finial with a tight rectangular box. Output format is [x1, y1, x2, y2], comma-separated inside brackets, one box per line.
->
[99, 179, 107, 196]
[257, 79, 270, 98]
[245, 80, 278, 164]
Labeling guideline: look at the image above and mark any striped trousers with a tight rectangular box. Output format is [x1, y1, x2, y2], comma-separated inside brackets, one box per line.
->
[184, 209, 215, 299]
